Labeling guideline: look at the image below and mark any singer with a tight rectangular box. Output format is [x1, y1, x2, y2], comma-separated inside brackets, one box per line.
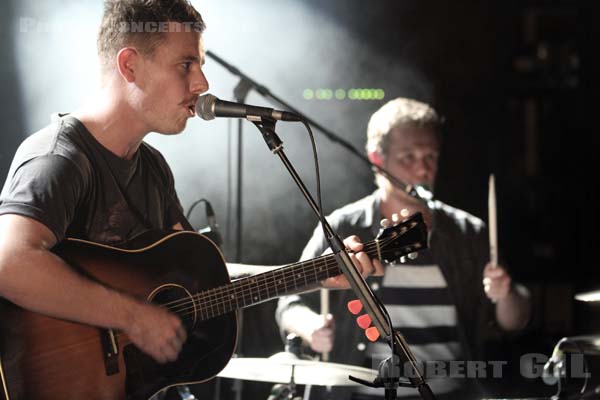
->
[276, 98, 532, 400]
[0, 1, 383, 399]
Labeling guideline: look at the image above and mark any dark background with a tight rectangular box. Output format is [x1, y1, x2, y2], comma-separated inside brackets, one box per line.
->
[1, 0, 598, 398]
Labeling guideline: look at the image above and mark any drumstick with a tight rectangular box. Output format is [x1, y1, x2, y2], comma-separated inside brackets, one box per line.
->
[320, 288, 329, 362]
[488, 174, 498, 267]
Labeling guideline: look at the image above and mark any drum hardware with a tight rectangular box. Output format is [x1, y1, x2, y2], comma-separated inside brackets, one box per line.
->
[217, 351, 378, 387]
[543, 336, 600, 399]
[175, 385, 197, 400]
[348, 355, 422, 400]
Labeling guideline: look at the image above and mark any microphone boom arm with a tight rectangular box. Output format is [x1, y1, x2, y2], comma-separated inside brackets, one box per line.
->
[205, 50, 431, 204]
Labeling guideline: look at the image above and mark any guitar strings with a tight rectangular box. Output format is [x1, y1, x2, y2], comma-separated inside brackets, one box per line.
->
[112, 233, 409, 341]
[159, 236, 387, 313]
[111, 258, 344, 341]
[186, 229, 421, 320]
[181, 265, 340, 321]
[163, 237, 398, 320]
[161, 237, 391, 318]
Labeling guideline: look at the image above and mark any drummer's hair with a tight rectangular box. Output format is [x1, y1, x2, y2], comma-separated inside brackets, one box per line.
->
[366, 97, 443, 159]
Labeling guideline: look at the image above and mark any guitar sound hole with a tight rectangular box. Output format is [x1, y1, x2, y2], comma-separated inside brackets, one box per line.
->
[149, 284, 197, 332]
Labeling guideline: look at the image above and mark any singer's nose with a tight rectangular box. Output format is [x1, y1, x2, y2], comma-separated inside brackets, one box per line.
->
[190, 68, 209, 95]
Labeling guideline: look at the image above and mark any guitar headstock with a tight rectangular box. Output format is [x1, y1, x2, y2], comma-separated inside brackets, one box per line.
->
[374, 212, 428, 263]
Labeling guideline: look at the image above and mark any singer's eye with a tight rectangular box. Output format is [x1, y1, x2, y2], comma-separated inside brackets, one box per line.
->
[181, 62, 192, 72]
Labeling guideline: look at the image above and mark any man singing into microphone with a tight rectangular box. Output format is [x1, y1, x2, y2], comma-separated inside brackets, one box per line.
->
[0, 1, 382, 398]
[276, 97, 531, 399]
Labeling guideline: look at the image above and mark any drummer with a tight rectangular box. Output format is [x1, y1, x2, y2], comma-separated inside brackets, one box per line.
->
[276, 97, 531, 399]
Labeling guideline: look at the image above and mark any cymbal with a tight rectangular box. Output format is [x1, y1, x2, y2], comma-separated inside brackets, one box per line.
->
[217, 352, 378, 386]
[552, 335, 600, 356]
[575, 290, 600, 302]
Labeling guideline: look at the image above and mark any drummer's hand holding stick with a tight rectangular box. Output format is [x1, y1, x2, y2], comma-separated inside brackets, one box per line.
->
[309, 313, 335, 354]
[283, 306, 335, 354]
[483, 174, 531, 330]
[484, 174, 514, 305]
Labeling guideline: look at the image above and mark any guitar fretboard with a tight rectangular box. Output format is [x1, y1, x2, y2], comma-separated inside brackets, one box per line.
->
[195, 251, 344, 321]
[162, 218, 423, 323]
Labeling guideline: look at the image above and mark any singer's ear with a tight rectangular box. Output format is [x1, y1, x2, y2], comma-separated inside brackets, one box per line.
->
[116, 47, 139, 83]
[368, 151, 384, 168]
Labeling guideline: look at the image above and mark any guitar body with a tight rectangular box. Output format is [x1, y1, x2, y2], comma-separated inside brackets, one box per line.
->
[0, 230, 237, 400]
[0, 213, 429, 400]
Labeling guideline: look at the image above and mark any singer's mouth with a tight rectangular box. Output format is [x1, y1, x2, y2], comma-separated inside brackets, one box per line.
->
[185, 103, 195, 116]
[181, 97, 197, 117]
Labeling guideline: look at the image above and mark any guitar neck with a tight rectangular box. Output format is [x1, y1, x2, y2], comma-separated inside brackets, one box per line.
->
[194, 241, 379, 321]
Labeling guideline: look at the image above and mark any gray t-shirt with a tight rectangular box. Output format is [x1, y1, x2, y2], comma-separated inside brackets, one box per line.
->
[0, 114, 185, 245]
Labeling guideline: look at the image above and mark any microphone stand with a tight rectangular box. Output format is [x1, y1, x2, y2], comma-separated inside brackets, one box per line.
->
[232, 78, 252, 263]
[205, 50, 432, 203]
[250, 117, 436, 400]
[231, 78, 252, 400]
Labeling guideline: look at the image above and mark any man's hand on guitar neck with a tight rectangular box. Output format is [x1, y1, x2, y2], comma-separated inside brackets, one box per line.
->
[226, 236, 383, 288]
[321, 235, 385, 289]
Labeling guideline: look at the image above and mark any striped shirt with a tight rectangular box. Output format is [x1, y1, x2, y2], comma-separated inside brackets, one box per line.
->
[357, 250, 463, 397]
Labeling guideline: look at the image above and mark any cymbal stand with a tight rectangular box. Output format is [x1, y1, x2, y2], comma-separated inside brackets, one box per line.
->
[349, 355, 417, 400]
[267, 366, 300, 400]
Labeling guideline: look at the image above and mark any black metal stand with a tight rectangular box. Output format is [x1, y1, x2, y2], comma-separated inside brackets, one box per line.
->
[232, 77, 252, 262]
[231, 77, 252, 400]
[250, 118, 436, 400]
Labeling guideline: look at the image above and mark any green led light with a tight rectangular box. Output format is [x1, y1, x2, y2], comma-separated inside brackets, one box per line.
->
[315, 88, 333, 100]
[303, 89, 314, 100]
[303, 88, 384, 100]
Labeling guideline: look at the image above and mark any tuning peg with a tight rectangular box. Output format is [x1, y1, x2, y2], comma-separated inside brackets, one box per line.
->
[380, 218, 390, 229]
[399, 256, 407, 263]
[408, 252, 418, 260]
[391, 213, 400, 223]
[400, 208, 410, 218]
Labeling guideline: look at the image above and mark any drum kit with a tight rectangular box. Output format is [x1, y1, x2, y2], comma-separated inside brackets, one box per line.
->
[217, 351, 377, 388]
[213, 334, 376, 399]
[528, 290, 600, 400]
[211, 290, 600, 400]
[218, 352, 378, 400]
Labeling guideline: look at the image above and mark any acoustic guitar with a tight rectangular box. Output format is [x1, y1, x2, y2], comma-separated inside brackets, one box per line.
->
[0, 213, 427, 400]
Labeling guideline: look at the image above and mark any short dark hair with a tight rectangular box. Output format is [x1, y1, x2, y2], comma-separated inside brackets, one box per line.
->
[97, 0, 205, 73]
[366, 97, 443, 159]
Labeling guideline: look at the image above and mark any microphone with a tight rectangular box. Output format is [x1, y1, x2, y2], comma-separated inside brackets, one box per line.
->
[196, 93, 301, 122]
[198, 200, 223, 248]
